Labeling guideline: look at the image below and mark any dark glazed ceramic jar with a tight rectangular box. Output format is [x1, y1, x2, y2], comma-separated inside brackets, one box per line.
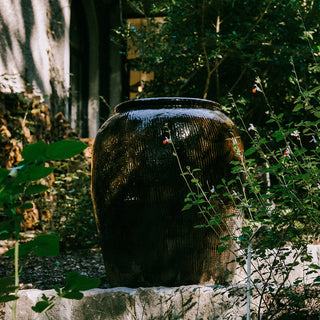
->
[92, 97, 243, 287]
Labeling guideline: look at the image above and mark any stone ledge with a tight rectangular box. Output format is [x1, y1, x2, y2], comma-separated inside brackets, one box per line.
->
[5, 285, 256, 320]
[5, 245, 320, 319]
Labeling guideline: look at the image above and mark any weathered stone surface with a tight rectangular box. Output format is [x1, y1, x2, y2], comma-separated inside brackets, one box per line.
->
[5, 247, 319, 319]
[233, 244, 320, 285]
[6, 285, 254, 320]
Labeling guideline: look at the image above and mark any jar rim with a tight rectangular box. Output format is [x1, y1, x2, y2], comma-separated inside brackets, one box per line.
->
[114, 97, 220, 113]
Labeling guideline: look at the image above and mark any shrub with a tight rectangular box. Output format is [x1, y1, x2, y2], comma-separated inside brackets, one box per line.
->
[166, 67, 320, 317]
[48, 153, 98, 249]
[0, 140, 100, 319]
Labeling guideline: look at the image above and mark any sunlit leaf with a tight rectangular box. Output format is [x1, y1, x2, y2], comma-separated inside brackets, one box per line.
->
[46, 140, 87, 160]
[21, 141, 47, 161]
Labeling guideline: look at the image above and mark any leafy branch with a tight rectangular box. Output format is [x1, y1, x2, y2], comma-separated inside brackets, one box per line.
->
[0, 140, 101, 319]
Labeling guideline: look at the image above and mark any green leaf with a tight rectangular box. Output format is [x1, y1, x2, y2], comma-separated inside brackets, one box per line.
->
[14, 165, 54, 184]
[21, 141, 48, 161]
[20, 203, 34, 211]
[46, 140, 87, 160]
[0, 276, 17, 292]
[277, 113, 284, 119]
[314, 111, 320, 118]
[301, 255, 313, 262]
[32, 300, 53, 313]
[54, 285, 61, 294]
[193, 199, 206, 205]
[0, 220, 14, 240]
[6, 241, 33, 257]
[227, 179, 236, 186]
[244, 147, 257, 156]
[208, 219, 221, 226]
[5, 234, 60, 257]
[0, 168, 9, 184]
[266, 118, 275, 124]
[259, 138, 269, 144]
[0, 276, 18, 302]
[194, 224, 207, 229]
[293, 147, 307, 157]
[293, 103, 303, 112]
[308, 85, 320, 94]
[31, 234, 60, 257]
[217, 246, 227, 253]
[271, 131, 285, 142]
[0, 294, 19, 303]
[0, 229, 11, 240]
[62, 291, 84, 300]
[182, 203, 193, 211]
[63, 272, 100, 292]
[25, 184, 49, 195]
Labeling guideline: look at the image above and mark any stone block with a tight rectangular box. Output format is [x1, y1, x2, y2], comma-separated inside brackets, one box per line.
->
[6, 285, 254, 320]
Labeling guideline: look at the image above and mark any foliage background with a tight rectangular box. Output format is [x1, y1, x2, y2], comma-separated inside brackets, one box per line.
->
[118, 0, 320, 129]
[0, 92, 97, 248]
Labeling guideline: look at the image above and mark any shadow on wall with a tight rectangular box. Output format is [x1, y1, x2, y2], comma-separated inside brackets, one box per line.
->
[0, 0, 65, 96]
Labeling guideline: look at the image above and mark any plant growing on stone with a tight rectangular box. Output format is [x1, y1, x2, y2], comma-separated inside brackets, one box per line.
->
[229, 72, 320, 319]
[165, 67, 320, 317]
[0, 140, 100, 320]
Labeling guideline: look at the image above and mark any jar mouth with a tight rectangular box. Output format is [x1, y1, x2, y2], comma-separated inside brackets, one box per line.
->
[114, 97, 220, 113]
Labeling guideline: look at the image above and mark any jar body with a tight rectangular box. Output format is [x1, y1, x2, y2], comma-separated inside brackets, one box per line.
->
[92, 98, 243, 287]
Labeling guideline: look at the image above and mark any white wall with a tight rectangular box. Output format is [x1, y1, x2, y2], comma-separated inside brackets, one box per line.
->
[0, 0, 70, 107]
